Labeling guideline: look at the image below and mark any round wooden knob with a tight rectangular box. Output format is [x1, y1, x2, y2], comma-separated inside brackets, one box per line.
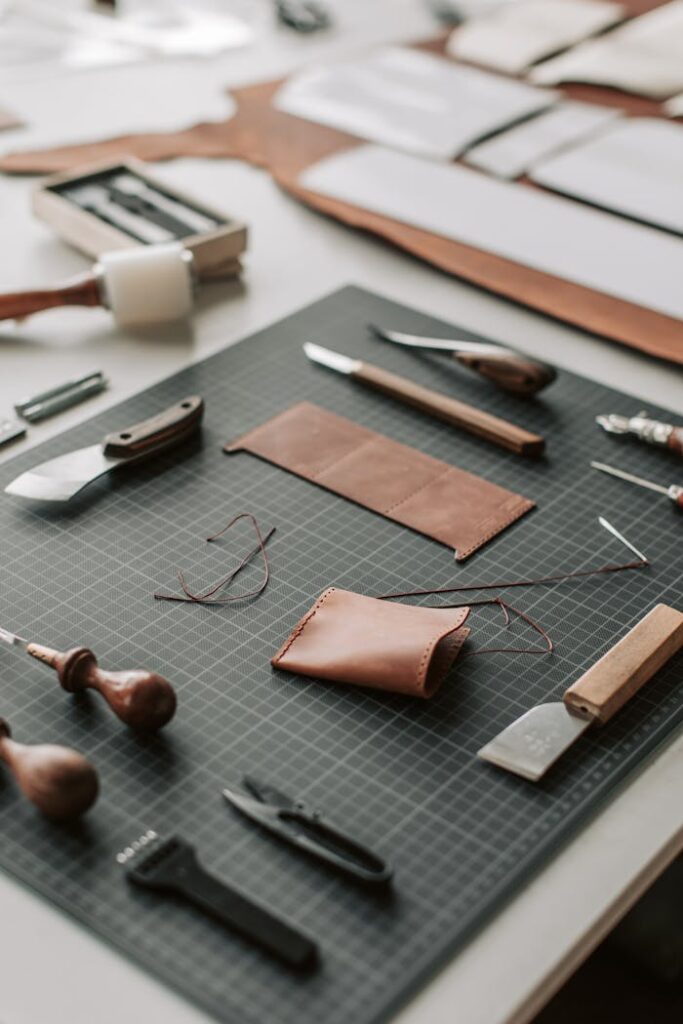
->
[27, 645, 177, 733]
[0, 718, 99, 821]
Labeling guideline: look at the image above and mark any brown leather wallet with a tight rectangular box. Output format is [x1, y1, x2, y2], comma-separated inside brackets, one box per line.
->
[272, 588, 471, 698]
[225, 402, 535, 561]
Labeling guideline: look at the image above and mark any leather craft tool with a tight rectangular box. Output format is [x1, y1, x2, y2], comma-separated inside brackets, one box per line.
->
[5, 394, 203, 502]
[275, 0, 331, 33]
[0, 627, 176, 732]
[478, 603, 683, 781]
[15, 371, 107, 423]
[0, 242, 194, 328]
[596, 412, 683, 457]
[368, 324, 556, 397]
[303, 343, 545, 456]
[0, 717, 98, 820]
[0, 418, 27, 449]
[117, 830, 319, 970]
[591, 461, 683, 509]
[222, 776, 393, 885]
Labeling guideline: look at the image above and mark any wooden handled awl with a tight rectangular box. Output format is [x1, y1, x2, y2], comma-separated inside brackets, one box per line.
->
[478, 604, 683, 780]
[304, 343, 544, 456]
[0, 717, 98, 820]
[0, 627, 176, 732]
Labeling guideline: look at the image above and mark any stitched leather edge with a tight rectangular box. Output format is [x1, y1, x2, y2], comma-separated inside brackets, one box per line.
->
[456, 497, 535, 562]
[417, 606, 470, 697]
[271, 587, 337, 666]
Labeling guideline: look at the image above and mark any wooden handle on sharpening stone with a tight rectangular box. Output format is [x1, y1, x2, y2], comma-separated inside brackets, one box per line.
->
[0, 718, 99, 820]
[564, 604, 683, 725]
[353, 362, 545, 456]
[26, 644, 177, 733]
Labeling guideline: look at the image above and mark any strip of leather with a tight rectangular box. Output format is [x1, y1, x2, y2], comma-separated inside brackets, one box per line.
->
[224, 402, 535, 561]
[272, 587, 471, 698]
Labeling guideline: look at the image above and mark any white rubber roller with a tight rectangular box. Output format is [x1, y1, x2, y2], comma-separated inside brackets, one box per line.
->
[97, 243, 194, 326]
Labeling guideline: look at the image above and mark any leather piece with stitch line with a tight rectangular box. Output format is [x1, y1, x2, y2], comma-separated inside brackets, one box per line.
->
[271, 588, 471, 698]
[224, 402, 534, 561]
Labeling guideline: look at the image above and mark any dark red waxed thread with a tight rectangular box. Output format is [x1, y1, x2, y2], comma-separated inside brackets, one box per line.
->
[428, 597, 554, 658]
[374, 557, 648, 603]
[154, 513, 275, 605]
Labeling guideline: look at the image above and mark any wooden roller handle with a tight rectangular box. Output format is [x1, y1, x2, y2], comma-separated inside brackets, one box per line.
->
[0, 275, 101, 321]
[564, 604, 683, 725]
[0, 717, 99, 820]
[26, 644, 177, 732]
[454, 352, 556, 397]
[102, 395, 204, 458]
[668, 427, 683, 457]
[353, 362, 545, 456]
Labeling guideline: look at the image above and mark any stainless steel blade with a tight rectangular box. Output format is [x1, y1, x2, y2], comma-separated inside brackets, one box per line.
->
[0, 625, 27, 648]
[369, 324, 511, 359]
[303, 342, 360, 375]
[477, 702, 591, 781]
[590, 461, 668, 496]
[242, 775, 297, 811]
[4, 444, 121, 502]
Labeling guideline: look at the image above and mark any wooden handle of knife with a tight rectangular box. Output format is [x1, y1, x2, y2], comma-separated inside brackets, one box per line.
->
[353, 363, 545, 456]
[668, 427, 683, 456]
[0, 275, 101, 321]
[102, 395, 204, 457]
[564, 604, 683, 725]
[454, 352, 556, 397]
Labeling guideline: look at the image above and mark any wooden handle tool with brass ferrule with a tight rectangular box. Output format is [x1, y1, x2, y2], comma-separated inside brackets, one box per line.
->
[564, 604, 683, 725]
[26, 643, 177, 732]
[0, 717, 99, 820]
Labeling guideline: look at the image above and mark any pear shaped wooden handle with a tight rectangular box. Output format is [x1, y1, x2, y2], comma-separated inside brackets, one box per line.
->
[0, 718, 99, 820]
[0, 275, 101, 321]
[454, 352, 556, 397]
[27, 644, 177, 732]
[564, 604, 683, 725]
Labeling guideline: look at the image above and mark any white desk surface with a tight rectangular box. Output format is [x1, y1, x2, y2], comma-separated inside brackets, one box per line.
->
[0, 4, 682, 1023]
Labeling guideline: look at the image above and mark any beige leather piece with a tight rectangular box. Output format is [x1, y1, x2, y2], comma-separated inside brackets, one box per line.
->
[225, 402, 535, 561]
[272, 588, 471, 698]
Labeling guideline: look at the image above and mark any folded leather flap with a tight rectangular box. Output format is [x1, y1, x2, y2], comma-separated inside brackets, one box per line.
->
[272, 587, 471, 698]
[225, 403, 534, 560]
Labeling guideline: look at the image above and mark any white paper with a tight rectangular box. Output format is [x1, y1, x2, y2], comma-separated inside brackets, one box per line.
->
[530, 0, 683, 99]
[665, 92, 683, 117]
[300, 143, 683, 321]
[465, 100, 620, 178]
[275, 46, 556, 161]
[448, 0, 624, 75]
[530, 118, 683, 236]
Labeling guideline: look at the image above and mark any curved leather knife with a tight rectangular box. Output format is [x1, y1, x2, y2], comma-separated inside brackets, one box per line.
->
[223, 776, 393, 885]
[4, 395, 204, 502]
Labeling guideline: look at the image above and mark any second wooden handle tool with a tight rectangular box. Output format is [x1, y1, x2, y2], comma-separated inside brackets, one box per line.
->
[303, 343, 544, 456]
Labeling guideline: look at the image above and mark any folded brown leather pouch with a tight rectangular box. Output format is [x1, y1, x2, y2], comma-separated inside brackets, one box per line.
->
[225, 402, 534, 561]
[272, 588, 471, 697]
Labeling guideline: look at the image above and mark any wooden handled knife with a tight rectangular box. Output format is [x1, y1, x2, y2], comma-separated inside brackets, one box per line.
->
[4, 395, 203, 502]
[478, 604, 683, 781]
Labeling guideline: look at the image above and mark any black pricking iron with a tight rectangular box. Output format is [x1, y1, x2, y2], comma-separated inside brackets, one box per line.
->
[117, 829, 318, 970]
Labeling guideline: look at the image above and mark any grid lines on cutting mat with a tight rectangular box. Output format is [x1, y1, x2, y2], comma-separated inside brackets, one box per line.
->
[0, 285, 680, 1024]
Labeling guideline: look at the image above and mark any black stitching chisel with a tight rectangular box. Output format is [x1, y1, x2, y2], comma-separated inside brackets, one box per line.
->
[117, 830, 319, 970]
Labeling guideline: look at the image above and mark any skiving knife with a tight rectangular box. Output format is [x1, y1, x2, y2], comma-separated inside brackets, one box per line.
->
[4, 395, 203, 502]
[478, 604, 683, 781]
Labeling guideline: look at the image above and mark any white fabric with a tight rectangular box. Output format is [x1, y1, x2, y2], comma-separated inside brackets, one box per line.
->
[300, 143, 683, 321]
[448, 0, 624, 75]
[275, 46, 556, 161]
